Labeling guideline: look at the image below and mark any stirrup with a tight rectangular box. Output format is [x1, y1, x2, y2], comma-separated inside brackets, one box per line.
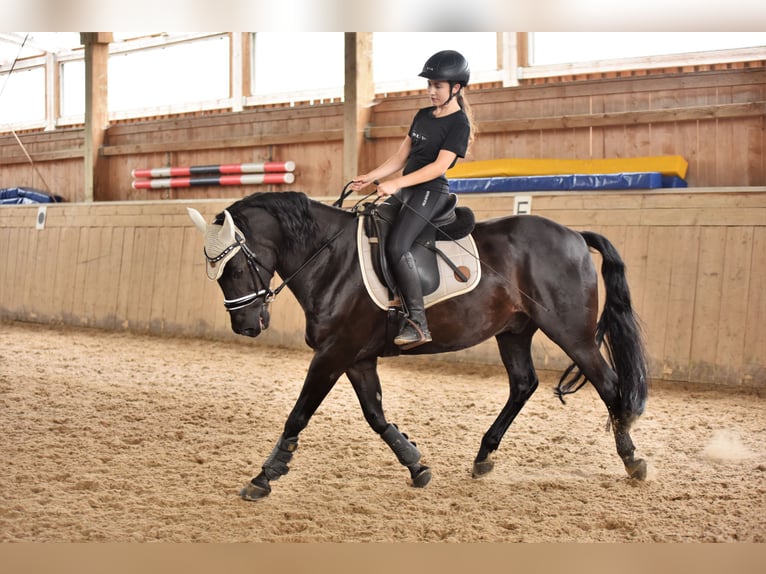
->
[394, 318, 432, 350]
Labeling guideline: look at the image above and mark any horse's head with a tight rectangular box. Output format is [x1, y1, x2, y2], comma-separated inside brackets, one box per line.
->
[187, 207, 274, 337]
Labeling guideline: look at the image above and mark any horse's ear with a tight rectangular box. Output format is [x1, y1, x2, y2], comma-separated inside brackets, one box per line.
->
[220, 209, 236, 245]
[187, 208, 208, 235]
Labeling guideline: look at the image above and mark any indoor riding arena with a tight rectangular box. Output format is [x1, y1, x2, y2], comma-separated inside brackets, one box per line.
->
[1, 33, 764, 545]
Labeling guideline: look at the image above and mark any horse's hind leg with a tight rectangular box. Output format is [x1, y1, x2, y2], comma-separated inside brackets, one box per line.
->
[473, 329, 538, 478]
[346, 358, 431, 488]
[561, 344, 647, 480]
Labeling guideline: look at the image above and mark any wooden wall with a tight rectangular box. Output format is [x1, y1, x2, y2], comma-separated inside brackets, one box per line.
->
[365, 67, 765, 188]
[1, 66, 763, 202]
[1, 190, 763, 388]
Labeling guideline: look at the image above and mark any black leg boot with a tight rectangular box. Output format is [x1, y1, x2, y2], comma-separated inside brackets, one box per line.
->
[392, 252, 432, 350]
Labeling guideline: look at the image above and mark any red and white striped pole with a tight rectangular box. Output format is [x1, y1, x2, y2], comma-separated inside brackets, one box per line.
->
[131, 172, 295, 190]
[131, 161, 295, 179]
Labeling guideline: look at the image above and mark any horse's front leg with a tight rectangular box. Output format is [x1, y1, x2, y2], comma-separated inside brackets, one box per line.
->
[346, 358, 431, 488]
[240, 352, 344, 501]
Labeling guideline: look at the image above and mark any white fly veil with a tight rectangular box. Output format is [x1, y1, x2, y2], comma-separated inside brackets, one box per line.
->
[187, 208, 244, 280]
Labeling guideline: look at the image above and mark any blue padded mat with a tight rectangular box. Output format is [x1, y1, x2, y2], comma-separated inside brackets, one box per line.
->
[448, 172, 687, 194]
[0, 187, 63, 205]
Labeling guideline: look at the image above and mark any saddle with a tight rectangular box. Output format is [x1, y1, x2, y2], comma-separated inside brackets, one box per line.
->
[357, 194, 481, 312]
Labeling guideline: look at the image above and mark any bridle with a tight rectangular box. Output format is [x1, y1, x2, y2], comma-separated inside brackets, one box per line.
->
[207, 225, 346, 313]
[204, 230, 275, 312]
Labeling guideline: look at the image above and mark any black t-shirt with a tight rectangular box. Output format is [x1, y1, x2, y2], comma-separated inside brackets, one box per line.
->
[404, 106, 470, 191]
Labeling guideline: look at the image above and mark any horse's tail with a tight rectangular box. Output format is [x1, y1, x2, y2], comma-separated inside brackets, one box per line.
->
[557, 231, 649, 423]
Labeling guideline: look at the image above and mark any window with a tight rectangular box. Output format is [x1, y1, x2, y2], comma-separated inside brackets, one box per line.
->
[109, 35, 230, 115]
[531, 32, 766, 65]
[373, 32, 499, 91]
[0, 66, 45, 125]
[250, 32, 344, 103]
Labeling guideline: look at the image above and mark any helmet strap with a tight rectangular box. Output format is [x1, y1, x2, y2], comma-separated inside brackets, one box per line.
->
[444, 82, 461, 106]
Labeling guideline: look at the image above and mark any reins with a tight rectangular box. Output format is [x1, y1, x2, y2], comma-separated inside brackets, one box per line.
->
[270, 227, 346, 297]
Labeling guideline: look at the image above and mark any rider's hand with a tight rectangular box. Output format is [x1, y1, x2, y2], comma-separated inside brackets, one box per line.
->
[349, 177, 370, 192]
[376, 180, 398, 197]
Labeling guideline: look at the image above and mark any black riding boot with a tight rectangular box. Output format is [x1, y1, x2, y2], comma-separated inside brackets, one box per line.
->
[392, 252, 432, 350]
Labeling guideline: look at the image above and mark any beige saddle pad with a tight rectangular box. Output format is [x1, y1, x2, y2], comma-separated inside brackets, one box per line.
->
[356, 217, 482, 311]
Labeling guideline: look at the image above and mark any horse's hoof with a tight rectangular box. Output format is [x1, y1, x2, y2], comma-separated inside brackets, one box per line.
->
[472, 458, 494, 478]
[410, 465, 432, 488]
[240, 480, 271, 501]
[626, 458, 647, 481]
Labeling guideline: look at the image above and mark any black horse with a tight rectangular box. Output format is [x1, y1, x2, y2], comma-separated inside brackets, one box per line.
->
[187, 191, 648, 501]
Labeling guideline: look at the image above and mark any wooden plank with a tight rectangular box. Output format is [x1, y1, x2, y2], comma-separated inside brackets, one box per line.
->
[594, 91, 620, 158]
[0, 228, 23, 316]
[743, 226, 766, 384]
[660, 226, 700, 382]
[114, 227, 136, 329]
[621, 226, 650, 321]
[28, 227, 60, 321]
[641, 227, 675, 380]
[734, 115, 763, 185]
[106, 102, 342, 138]
[0, 226, 11, 313]
[536, 209, 645, 228]
[150, 226, 184, 333]
[94, 227, 125, 329]
[0, 148, 85, 165]
[50, 227, 80, 323]
[13, 228, 36, 318]
[639, 206, 766, 227]
[81, 226, 109, 324]
[127, 227, 159, 331]
[40, 229, 63, 319]
[174, 225, 207, 333]
[69, 227, 92, 323]
[640, 189, 766, 209]
[715, 227, 754, 384]
[688, 227, 726, 384]
[83, 225, 107, 324]
[101, 129, 344, 156]
[90, 226, 117, 328]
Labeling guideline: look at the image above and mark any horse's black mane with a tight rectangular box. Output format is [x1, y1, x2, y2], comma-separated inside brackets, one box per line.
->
[216, 191, 319, 252]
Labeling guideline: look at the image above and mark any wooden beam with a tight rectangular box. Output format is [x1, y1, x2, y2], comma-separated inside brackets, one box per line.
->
[500, 32, 528, 87]
[230, 32, 244, 113]
[1, 148, 84, 164]
[100, 130, 343, 157]
[343, 33, 374, 185]
[44, 52, 59, 132]
[81, 32, 112, 202]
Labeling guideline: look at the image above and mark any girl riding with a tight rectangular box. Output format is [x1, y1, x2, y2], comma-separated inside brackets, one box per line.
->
[351, 49, 475, 349]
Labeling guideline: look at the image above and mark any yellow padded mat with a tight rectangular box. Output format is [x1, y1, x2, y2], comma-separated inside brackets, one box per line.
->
[447, 156, 688, 179]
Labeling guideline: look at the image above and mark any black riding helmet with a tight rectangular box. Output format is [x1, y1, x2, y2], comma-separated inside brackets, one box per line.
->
[418, 50, 470, 87]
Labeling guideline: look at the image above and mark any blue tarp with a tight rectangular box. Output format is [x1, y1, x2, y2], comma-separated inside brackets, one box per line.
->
[448, 172, 687, 194]
[0, 187, 63, 205]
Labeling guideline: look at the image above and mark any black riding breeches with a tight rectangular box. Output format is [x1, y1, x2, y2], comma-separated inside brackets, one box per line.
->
[385, 187, 451, 264]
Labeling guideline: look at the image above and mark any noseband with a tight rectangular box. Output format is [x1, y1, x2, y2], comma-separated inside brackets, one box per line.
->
[205, 232, 274, 312]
